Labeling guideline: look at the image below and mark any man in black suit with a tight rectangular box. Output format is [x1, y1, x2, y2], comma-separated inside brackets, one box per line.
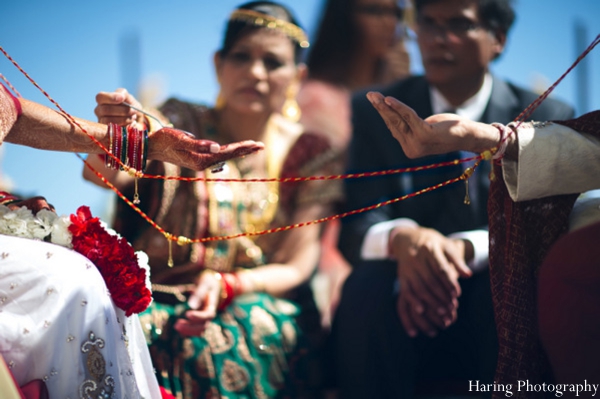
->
[333, 0, 575, 397]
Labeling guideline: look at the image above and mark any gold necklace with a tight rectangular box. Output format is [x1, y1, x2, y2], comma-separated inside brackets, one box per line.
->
[238, 117, 284, 235]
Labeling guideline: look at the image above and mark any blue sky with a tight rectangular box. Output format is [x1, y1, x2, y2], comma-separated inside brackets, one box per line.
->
[1, 0, 599, 220]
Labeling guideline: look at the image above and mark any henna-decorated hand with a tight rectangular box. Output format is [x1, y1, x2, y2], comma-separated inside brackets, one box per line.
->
[147, 127, 264, 171]
[95, 89, 264, 170]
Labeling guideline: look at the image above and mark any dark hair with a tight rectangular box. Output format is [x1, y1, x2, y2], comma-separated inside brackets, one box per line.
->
[414, 0, 515, 35]
[304, 0, 361, 85]
[220, 1, 306, 63]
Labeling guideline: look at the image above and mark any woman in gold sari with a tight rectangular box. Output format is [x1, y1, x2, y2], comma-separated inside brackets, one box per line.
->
[84, 1, 343, 397]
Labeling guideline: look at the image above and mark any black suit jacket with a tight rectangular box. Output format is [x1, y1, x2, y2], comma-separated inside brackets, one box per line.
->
[339, 75, 575, 265]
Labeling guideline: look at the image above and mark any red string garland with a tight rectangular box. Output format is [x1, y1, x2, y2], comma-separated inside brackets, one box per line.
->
[1, 34, 598, 249]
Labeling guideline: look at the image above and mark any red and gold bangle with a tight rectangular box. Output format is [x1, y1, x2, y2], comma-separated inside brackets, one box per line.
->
[201, 269, 234, 311]
[131, 126, 141, 171]
[230, 272, 244, 296]
[132, 125, 146, 172]
[126, 125, 135, 170]
[218, 273, 236, 311]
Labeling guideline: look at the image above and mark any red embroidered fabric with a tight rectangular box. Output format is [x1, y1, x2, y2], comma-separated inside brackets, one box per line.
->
[488, 110, 600, 398]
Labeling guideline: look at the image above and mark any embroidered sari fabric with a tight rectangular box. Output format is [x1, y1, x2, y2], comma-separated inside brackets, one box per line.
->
[0, 235, 160, 399]
[114, 99, 344, 398]
[144, 294, 301, 398]
[488, 110, 600, 398]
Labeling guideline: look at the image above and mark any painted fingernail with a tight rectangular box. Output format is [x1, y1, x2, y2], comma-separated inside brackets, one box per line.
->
[210, 143, 220, 153]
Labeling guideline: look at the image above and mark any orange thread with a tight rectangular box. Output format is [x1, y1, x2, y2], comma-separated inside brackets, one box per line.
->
[493, 33, 600, 163]
[2, 33, 598, 243]
[0, 73, 21, 98]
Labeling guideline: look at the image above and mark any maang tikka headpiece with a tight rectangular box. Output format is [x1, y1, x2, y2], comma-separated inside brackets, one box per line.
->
[229, 9, 310, 48]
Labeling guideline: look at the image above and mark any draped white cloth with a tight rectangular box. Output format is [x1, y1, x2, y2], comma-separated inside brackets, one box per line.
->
[502, 122, 600, 202]
[0, 234, 160, 399]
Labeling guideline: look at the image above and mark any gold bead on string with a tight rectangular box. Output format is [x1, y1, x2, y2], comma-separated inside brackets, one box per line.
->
[463, 167, 475, 205]
[164, 233, 174, 267]
[177, 236, 191, 246]
[127, 167, 143, 204]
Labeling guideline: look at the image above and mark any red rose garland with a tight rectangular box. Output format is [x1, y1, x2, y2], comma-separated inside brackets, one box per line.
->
[68, 206, 152, 316]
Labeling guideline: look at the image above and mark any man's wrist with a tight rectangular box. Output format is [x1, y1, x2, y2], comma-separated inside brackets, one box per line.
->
[388, 225, 418, 259]
[460, 238, 474, 263]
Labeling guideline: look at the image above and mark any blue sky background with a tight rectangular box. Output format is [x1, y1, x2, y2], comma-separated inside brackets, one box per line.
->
[1, 0, 599, 220]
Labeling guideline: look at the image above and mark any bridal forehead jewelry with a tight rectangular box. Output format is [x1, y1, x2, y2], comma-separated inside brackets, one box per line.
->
[229, 9, 310, 48]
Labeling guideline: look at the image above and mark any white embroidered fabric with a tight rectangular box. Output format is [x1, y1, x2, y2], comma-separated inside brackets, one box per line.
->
[0, 235, 160, 399]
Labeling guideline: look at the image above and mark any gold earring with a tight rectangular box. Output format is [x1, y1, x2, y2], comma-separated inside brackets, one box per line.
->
[281, 84, 301, 122]
[215, 92, 226, 110]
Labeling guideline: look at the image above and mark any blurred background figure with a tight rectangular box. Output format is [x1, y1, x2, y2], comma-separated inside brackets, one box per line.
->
[297, 0, 412, 332]
[299, 0, 411, 150]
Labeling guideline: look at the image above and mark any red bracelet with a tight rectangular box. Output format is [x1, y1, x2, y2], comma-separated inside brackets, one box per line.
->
[217, 273, 236, 311]
[103, 123, 149, 172]
[230, 272, 243, 296]
[126, 125, 135, 170]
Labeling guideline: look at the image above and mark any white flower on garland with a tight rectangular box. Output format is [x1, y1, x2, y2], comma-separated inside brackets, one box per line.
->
[0, 205, 71, 244]
[0, 204, 152, 310]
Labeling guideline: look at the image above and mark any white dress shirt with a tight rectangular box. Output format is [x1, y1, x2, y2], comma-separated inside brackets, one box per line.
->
[360, 73, 493, 272]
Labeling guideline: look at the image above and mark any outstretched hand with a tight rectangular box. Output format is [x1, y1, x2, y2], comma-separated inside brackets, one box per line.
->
[148, 127, 264, 172]
[366, 91, 499, 157]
